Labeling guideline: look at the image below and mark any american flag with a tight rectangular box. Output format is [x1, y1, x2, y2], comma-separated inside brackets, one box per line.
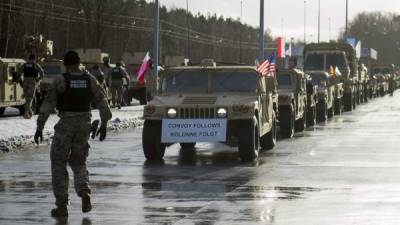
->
[257, 52, 276, 76]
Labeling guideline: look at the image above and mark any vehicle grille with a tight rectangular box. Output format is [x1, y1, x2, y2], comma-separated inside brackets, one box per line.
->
[179, 108, 216, 119]
[182, 96, 217, 105]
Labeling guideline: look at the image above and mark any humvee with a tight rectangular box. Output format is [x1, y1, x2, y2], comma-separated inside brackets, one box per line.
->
[142, 61, 277, 162]
[306, 76, 318, 127]
[372, 65, 395, 96]
[0, 58, 26, 116]
[276, 69, 308, 138]
[38, 59, 65, 106]
[308, 71, 341, 122]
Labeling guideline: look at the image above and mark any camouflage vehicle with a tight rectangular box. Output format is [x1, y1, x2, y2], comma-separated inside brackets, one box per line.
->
[276, 69, 308, 138]
[308, 71, 342, 122]
[358, 64, 370, 102]
[0, 58, 26, 116]
[304, 43, 358, 112]
[306, 76, 318, 126]
[372, 64, 395, 96]
[142, 61, 277, 162]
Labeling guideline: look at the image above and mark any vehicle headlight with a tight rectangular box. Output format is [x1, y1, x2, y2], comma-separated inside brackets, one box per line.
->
[167, 108, 177, 118]
[217, 108, 227, 118]
[145, 105, 156, 114]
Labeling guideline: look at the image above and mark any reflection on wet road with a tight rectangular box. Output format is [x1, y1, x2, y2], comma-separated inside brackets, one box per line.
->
[2, 94, 400, 224]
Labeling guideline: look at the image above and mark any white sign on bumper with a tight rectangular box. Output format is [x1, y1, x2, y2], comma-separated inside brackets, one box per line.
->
[161, 119, 227, 143]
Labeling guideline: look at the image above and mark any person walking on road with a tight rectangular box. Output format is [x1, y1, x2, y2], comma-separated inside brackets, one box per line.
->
[18, 54, 44, 119]
[34, 50, 112, 217]
[107, 62, 129, 109]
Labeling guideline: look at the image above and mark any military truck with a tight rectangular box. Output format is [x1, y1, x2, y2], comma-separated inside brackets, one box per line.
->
[308, 71, 339, 122]
[304, 43, 358, 112]
[276, 69, 308, 138]
[306, 76, 318, 126]
[0, 58, 26, 116]
[142, 61, 277, 162]
[372, 64, 395, 96]
[38, 59, 65, 102]
[358, 64, 370, 102]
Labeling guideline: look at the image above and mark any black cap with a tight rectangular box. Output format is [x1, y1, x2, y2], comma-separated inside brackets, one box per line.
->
[63, 51, 80, 66]
[29, 54, 36, 60]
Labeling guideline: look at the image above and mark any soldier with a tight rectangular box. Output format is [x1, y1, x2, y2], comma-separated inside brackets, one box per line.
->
[107, 62, 129, 109]
[18, 54, 44, 119]
[34, 51, 112, 217]
[89, 64, 108, 97]
[100, 56, 112, 85]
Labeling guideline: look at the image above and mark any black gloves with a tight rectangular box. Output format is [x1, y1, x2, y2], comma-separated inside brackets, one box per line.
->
[96, 124, 107, 141]
[34, 130, 43, 145]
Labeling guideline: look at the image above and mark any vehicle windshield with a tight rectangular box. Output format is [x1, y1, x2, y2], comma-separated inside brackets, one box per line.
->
[310, 73, 328, 86]
[304, 53, 324, 71]
[162, 70, 208, 93]
[43, 65, 61, 76]
[326, 53, 348, 75]
[161, 70, 258, 93]
[276, 74, 292, 86]
[373, 68, 390, 74]
[211, 71, 258, 93]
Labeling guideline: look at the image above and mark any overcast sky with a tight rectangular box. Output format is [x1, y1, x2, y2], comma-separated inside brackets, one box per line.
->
[160, 0, 400, 42]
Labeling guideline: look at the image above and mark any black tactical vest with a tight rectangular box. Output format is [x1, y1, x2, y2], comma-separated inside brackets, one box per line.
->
[111, 68, 123, 80]
[57, 73, 92, 112]
[23, 63, 39, 78]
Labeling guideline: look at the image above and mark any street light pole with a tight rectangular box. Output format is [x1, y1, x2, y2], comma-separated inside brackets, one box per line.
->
[186, 0, 190, 60]
[345, 0, 348, 38]
[318, 0, 320, 43]
[153, 0, 159, 77]
[239, 0, 243, 63]
[304, 0, 307, 44]
[258, 0, 265, 62]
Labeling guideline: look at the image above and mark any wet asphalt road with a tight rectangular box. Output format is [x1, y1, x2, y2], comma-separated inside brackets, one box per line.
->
[2, 93, 400, 225]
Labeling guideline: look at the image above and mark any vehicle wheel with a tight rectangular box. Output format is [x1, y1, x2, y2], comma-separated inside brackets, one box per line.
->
[0, 107, 5, 116]
[328, 106, 334, 118]
[306, 105, 316, 127]
[295, 112, 306, 132]
[238, 117, 259, 162]
[180, 143, 196, 149]
[260, 112, 276, 151]
[344, 93, 352, 112]
[139, 89, 147, 105]
[380, 87, 385, 97]
[334, 98, 342, 115]
[279, 105, 295, 138]
[317, 101, 328, 122]
[142, 120, 166, 160]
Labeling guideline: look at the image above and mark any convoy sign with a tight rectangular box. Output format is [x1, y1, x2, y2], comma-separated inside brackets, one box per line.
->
[161, 119, 227, 143]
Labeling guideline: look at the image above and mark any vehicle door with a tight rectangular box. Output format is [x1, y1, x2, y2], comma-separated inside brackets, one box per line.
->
[260, 76, 269, 125]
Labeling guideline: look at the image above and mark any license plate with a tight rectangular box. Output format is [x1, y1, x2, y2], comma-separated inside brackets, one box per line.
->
[161, 119, 227, 143]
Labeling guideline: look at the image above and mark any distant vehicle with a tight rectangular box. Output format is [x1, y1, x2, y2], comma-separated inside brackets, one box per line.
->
[0, 58, 26, 116]
[142, 61, 277, 162]
[276, 69, 308, 138]
[372, 64, 395, 96]
[305, 76, 318, 127]
[304, 43, 358, 112]
[38, 59, 65, 104]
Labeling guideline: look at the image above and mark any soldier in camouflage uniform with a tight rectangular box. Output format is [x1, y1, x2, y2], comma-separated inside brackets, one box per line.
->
[89, 64, 108, 97]
[34, 51, 112, 217]
[18, 54, 44, 119]
[107, 62, 129, 109]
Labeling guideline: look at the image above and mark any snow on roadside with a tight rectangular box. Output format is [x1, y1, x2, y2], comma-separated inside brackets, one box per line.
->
[0, 105, 144, 153]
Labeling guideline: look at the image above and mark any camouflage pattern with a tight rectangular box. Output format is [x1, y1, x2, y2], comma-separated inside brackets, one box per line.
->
[23, 77, 38, 117]
[37, 69, 112, 207]
[110, 81, 123, 107]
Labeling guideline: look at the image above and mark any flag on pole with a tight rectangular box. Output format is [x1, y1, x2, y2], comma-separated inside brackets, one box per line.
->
[136, 52, 151, 85]
[257, 52, 276, 76]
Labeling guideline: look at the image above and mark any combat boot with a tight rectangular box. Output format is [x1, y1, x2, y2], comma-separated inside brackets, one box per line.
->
[23, 109, 32, 119]
[51, 206, 68, 217]
[81, 191, 92, 213]
[117, 104, 122, 109]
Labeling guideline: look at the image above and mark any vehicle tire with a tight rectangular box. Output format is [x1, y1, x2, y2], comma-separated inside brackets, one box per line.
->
[334, 98, 342, 115]
[295, 111, 306, 132]
[139, 89, 147, 105]
[279, 105, 295, 138]
[0, 107, 5, 116]
[142, 120, 166, 160]
[380, 87, 385, 97]
[328, 106, 334, 118]
[317, 101, 328, 122]
[180, 143, 196, 149]
[238, 117, 259, 162]
[260, 112, 276, 151]
[344, 93, 352, 112]
[306, 105, 316, 127]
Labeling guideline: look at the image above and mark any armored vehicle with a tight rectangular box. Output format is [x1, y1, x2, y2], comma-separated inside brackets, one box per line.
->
[304, 43, 358, 112]
[38, 59, 65, 100]
[276, 69, 308, 138]
[306, 76, 318, 127]
[308, 71, 342, 122]
[372, 65, 395, 96]
[142, 62, 277, 162]
[0, 58, 26, 115]
[358, 64, 370, 102]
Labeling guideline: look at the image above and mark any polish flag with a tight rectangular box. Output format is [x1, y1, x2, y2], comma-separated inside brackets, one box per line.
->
[136, 52, 151, 85]
[276, 37, 285, 58]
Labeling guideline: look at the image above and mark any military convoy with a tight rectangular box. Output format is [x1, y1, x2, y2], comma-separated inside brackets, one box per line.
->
[142, 60, 277, 162]
[371, 64, 396, 96]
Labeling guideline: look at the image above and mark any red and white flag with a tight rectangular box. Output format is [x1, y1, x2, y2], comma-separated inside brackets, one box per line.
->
[136, 52, 151, 85]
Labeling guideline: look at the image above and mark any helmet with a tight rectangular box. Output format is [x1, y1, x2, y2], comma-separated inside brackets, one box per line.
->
[63, 51, 80, 66]
[103, 56, 110, 63]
